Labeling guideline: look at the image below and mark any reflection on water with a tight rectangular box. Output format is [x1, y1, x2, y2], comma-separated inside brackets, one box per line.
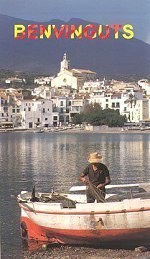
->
[0, 132, 150, 258]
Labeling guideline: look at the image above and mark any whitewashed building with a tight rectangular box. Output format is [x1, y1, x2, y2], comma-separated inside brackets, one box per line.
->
[70, 97, 88, 120]
[52, 96, 72, 125]
[89, 88, 149, 123]
[124, 98, 149, 122]
[34, 76, 53, 85]
[138, 79, 150, 95]
[5, 77, 26, 84]
[0, 93, 10, 125]
[81, 78, 111, 94]
[32, 85, 52, 99]
[20, 99, 58, 128]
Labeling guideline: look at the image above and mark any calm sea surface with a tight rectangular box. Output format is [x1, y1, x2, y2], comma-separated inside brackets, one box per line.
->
[0, 132, 150, 258]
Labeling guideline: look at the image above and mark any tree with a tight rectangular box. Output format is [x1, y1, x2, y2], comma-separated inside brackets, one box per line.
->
[72, 104, 127, 127]
[72, 113, 84, 124]
[125, 93, 137, 108]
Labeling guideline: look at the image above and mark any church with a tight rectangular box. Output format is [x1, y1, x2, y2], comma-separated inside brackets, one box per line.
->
[51, 53, 96, 90]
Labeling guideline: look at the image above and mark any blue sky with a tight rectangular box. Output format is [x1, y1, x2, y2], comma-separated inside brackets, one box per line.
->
[0, 0, 150, 43]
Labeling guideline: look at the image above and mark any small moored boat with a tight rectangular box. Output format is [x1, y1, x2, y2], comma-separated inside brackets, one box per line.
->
[17, 183, 150, 246]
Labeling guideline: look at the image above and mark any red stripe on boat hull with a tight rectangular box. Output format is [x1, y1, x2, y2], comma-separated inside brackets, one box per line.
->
[20, 216, 150, 245]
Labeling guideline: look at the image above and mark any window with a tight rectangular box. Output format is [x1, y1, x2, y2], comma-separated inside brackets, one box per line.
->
[116, 102, 120, 108]
[24, 108, 26, 111]
[4, 107, 8, 112]
[112, 103, 115, 108]
[17, 109, 20, 113]
[29, 122, 33, 128]
[2, 113, 4, 117]
[68, 101, 71, 106]
[43, 108, 45, 113]
[106, 99, 108, 102]
[66, 115, 69, 122]
[28, 107, 31, 111]
[106, 104, 108, 108]
[53, 116, 57, 120]
[60, 101, 63, 106]
[60, 108, 63, 113]
[45, 118, 48, 121]
[12, 109, 15, 113]
[59, 115, 64, 122]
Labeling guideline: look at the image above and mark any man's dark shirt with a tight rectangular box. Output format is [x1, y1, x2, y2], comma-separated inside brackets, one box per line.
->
[81, 163, 110, 192]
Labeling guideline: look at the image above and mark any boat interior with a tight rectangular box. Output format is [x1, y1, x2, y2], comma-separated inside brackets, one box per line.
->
[18, 185, 150, 209]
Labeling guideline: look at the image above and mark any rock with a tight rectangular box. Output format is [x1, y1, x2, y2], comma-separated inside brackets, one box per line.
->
[135, 246, 148, 252]
[41, 244, 47, 250]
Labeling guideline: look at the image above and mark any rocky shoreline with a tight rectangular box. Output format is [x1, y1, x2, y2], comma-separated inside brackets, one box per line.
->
[23, 244, 150, 259]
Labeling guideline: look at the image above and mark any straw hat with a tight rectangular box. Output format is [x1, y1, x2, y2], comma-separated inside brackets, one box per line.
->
[88, 152, 103, 163]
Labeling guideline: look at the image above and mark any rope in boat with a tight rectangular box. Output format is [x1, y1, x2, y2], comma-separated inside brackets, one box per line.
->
[88, 180, 106, 203]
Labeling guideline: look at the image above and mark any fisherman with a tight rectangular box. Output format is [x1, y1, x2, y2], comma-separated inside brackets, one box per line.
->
[80, 152, 111, 203]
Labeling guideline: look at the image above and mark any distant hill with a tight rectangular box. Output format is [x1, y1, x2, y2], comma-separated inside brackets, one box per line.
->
[0, 14, 150, 77]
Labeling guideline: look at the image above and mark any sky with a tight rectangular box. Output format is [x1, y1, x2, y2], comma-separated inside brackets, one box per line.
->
[0, 0, 150, 43]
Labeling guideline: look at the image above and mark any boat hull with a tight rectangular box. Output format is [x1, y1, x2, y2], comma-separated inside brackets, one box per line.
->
[21, 215, 150, 245]
[20, 197, 150, 246]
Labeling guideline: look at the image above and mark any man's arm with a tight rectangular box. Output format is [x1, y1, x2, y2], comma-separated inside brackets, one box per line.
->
[97, 176, 111, 189]
[80, 167, 89, 184]
[80, 173, 89, 184]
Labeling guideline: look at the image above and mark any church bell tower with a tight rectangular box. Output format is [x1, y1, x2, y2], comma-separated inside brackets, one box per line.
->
[60, 53, 69, 72]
